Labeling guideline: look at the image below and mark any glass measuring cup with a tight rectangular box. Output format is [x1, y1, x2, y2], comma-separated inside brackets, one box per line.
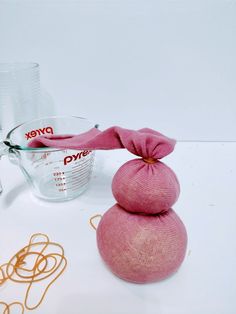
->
[4, 116, 97, 201]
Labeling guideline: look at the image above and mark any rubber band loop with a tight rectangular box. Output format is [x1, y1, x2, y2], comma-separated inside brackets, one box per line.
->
[89, 214, 102, 230]
[142, 158, 157, 164]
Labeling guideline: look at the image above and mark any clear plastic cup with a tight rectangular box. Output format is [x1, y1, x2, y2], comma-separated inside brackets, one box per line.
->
[4, 116, 97, 201]
[0, 63, 41, 137]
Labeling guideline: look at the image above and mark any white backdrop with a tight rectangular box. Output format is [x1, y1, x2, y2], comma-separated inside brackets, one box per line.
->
[0, 2, 236, 313]
[0, 0, 235, 141]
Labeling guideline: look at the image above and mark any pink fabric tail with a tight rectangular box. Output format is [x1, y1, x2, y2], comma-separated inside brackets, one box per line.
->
[29, 126, 176, 159]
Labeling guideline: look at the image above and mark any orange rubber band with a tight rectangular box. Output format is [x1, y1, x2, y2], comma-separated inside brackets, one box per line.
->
[142, 157, 157, 164]
[89, 214, 102, 230]
[0, 233, 67, 313]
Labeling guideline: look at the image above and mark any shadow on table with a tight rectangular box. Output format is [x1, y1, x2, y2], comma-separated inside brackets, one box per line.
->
[2, 182, 29, 209]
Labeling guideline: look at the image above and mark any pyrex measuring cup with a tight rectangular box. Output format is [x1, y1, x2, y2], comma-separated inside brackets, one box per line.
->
[4, 116, 97, 201]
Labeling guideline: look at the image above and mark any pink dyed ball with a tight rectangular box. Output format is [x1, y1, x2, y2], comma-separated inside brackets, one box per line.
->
[112, 159, 180, 214]
[97, 204, 187, 283]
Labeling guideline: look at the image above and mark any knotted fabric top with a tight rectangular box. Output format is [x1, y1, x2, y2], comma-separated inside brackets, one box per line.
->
[29, 126, 176, 159]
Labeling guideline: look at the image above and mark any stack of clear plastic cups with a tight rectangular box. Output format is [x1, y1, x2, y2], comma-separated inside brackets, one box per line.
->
[0, 62, 54, 193]
[0, 63, 41, 138]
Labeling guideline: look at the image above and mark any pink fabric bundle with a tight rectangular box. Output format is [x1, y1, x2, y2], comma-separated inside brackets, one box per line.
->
[30, 126, 187, 283]
[97, 205, 187, 283]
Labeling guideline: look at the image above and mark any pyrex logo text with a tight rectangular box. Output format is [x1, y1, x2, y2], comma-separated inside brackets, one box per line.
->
[64, 150, 92, 165]
[25, 126, 54, 140]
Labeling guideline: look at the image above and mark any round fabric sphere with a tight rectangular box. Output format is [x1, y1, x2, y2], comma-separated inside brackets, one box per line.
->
[112, 159, 180, 214]
[97, 204, 187, 284]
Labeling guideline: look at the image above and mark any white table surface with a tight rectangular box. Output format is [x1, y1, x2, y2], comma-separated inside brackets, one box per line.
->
[0, 142, 236, 314]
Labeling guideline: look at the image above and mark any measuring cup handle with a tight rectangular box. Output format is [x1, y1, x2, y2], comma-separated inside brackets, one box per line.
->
[0, 141, 9, 157]
[0, 141, 10, 193]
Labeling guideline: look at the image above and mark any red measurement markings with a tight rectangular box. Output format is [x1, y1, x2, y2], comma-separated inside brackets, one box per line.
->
[53, 171, 65, 176]
[59, 188, 67, 192]
[56, 183, 66, 187]
[53, 171, 65, 182]
[54, 177, 66, 181]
